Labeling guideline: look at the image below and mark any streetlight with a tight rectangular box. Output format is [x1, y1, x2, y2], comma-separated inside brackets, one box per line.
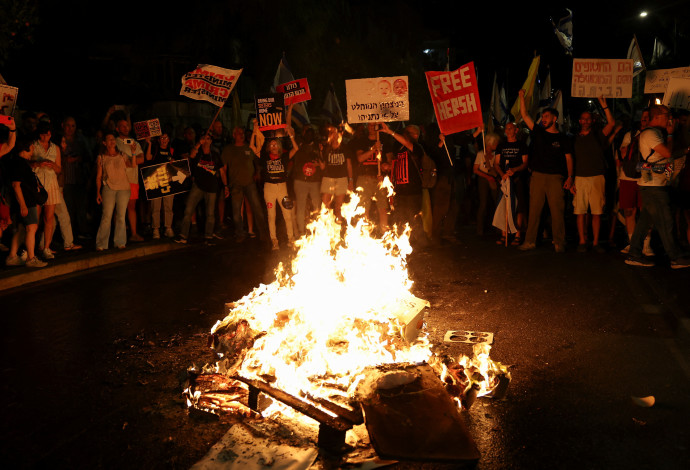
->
[639, 11, 648, 18]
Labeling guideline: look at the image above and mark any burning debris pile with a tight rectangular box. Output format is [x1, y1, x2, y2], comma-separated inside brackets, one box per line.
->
[185, 193, 510, 462]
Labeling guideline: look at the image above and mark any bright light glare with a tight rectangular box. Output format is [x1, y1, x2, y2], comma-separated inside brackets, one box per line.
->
[639, 11, 648, 18]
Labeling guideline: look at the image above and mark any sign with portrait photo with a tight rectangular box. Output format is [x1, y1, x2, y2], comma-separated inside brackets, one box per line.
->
[346, 76, 409, 123]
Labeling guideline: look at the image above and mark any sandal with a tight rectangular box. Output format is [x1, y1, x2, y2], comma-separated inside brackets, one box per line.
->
[496, 237, 506, 245]
[65, 244, 82, 251]
[511, 236, 522, 246]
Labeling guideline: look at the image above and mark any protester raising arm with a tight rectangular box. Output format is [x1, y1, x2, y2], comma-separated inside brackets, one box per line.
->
[598, 96, 615, 137]
[249, 119, 265, 158]
[518, 89, 535, 130]
[379, 122, 412, 152]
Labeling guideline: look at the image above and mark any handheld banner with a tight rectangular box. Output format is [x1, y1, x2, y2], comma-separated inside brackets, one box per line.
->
[255, 93, 286, 131]
[663, 78, 690, 110]
[141, 159, 192, 200]
[425, 62, 482, 135]
[346, 76, 409, 123]
[571, 59, 633, 98]
[276, 78, 311, 106]
[0, 84, 18, 116]
[645, 66, 690, 94]
[180, 65, 242, 107]
[133, 119, 162, 140]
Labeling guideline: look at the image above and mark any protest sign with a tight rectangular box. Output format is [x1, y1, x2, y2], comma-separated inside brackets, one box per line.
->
[180, 65, 242, 107]
[663, 78, 690, 110]
[571, 59, 633, 98]
[0, 84, 18, 116]
[425, 62, 482, 135]
[276, 78, 311, 106]
[141, 159, 192, 200]
[645, 66, 690, 94]
[133, 119, 162, 140]
[255, 93, 286, 131]
[345, 76, 409, 123]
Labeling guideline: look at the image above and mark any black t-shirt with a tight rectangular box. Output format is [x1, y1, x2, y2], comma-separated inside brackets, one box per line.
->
[392, 142, 424, 196]
[151, 146, 174, 165]
[260, 151, 290, 184]
[496, 140, 528, 172]
[354, 136, 381, 177]
[292, 142, 321, 183]
[7, 154, 38, 208]
[574, 130, 608, 177]
[191, 149, 223, 193]
[529, 125, 573, 176]
[322, 144, 350, 179]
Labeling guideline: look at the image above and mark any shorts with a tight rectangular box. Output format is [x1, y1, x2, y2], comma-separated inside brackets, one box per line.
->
[321, 176, 348, 196]
[356, 174, 390, 211]
[619, 179, 642, 210]
[129, 183, 139, 201]
[573, 175, 605, 215]
[14, 205, 39, 226]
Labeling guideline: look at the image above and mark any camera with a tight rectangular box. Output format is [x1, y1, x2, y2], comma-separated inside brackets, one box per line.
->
[123, 138, 134, 145]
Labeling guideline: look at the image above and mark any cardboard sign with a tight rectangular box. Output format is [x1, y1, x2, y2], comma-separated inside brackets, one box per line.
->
[255, 93, 286, 131]
[180, 64, 242, 107]
[663, 78, 690, 110]
[645, 66, 690, 94]
[140, 159, 192, 200]
[133, 119, 162, 140]
[346, 76, 409, 123]
[0, 84, 18, 116]
[571, 59, 633, 98]
[425, 62, 482, 135]
[276, 78, 311, 106]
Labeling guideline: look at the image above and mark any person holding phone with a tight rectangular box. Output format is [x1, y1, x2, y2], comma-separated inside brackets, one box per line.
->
[114, 118, 145, 242]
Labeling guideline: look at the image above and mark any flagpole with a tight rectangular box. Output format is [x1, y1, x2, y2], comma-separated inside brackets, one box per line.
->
[442, 140, 454, 167]
[205, 98, 229, 136]
[505, 181, 509, 247]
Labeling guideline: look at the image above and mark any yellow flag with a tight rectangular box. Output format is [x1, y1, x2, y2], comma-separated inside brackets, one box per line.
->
[510, 56, 540, 122]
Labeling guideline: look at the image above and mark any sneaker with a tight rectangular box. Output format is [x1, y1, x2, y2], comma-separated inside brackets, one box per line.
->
[174, 235, 187, 244]
[152, 229, 160, 239]
[26, 256, 47, 268]
[271, 239, 279, 251]
[164, 228, 175, 238]
[625, 255, 654, 267]
[670, 257, 690, 269]
[5, 255, 25, 266]
[620, 245, 630, 254]
[643, 245, 655, 257]
[64, 243, 82, 251]
[517, 242, 536, 251]
[42, 248, 55, 259]
[19, 250, 28, 261]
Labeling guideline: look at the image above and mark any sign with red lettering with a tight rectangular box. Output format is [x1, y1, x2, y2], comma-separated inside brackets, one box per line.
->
[571, 59, 633, 98]
[255, 93, 286, 131]
[346, 76, 409, 123]
[133, 118, 162, 140]
[425, 62, 482, 135]
[276, 78, 311, 106]
[0, 84, 18, 116]
[180, 64, 243, 107]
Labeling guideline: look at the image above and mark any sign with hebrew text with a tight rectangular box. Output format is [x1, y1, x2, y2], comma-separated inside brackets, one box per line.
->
[571, 59, 633, 98]
[346, 76, 409, 123]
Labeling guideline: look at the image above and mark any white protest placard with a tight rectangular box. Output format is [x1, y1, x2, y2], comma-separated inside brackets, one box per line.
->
[0, 84, 18, 116]
[346, 76, 409, 123]
[645, 66, 690, 94]
[662, 78, 690, 110]
[571, 59, 633, 98]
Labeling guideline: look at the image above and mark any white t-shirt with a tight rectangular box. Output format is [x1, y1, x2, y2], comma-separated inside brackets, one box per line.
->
[116, 137, 143, 184]
[474, 150, 496, 175]
[638, 127, 671, 187]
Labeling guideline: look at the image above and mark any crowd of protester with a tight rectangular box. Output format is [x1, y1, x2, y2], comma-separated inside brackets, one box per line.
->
[1, 99, 689, 270]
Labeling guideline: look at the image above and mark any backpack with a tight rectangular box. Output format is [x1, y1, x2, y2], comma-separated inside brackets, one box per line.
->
[621, 133, 642, 179]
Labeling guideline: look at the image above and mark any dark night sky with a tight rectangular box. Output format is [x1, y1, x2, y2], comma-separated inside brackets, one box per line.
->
[3, 0, 689, 124]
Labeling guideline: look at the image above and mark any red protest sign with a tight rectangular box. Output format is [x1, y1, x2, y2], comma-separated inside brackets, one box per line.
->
[276, 78, 311, 106]
[425, 62, 482, 135]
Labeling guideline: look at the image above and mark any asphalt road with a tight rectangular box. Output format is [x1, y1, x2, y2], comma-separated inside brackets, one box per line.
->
[1, 227, 689, 469]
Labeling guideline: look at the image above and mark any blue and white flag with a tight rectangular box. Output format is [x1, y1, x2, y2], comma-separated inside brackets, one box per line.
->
[272, 54, 310, 127]
[551, 9, 573, 56]
[321, 83, 343, 125]
[492, 178, 518, 234]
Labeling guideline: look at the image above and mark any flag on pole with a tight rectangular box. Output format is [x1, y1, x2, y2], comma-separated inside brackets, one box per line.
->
[180, 64, 242, 107]
[627, 35, 646, 77]
[553, 90, 565, 131]
[488, 73, 508, 132]
[492, 178, 517, 234]
[551, 8, 573, 56]
[651, 37, 670, 66]
[511, 56, 540, 123]
[321, 83, 343, 125]
[272, 54, 310, 128]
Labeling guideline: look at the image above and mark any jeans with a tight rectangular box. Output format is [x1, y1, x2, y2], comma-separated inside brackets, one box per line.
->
[264, 182, 294, 241]
[151, 194, 174, 230]
[180, 182, 217, 239]
[293, 179, 321, 234]
[231, 182, 267, 239]
[629, 186, 681, 259]
[96, 185, 130, 249]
